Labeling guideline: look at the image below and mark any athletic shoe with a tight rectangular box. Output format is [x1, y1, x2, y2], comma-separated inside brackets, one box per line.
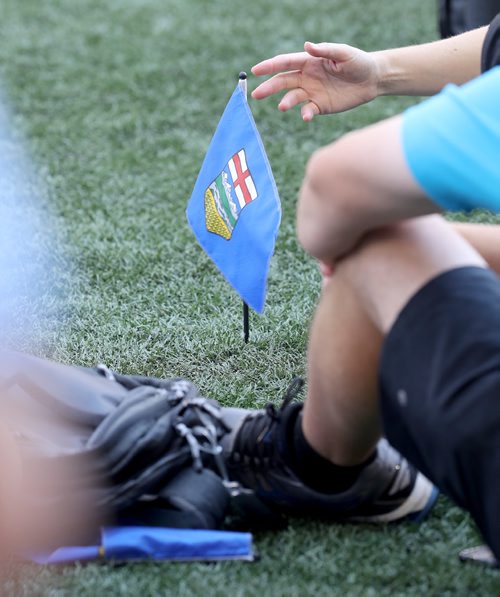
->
[220, 380, 438, 523]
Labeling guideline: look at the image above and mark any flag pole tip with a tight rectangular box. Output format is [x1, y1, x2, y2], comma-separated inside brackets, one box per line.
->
[239, 71, 247, 80]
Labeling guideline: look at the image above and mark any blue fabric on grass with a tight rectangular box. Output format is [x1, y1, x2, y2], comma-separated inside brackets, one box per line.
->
[28, 527, 254, 564]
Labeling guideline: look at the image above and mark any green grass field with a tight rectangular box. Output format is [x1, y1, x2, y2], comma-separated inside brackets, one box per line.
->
[1, 0, 499, 594]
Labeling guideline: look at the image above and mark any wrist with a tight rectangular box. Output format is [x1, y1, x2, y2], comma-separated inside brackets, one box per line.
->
[371, 49, 407, 96]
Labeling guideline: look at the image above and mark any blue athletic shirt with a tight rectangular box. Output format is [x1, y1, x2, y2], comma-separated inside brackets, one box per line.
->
[402, 15, 500, 213]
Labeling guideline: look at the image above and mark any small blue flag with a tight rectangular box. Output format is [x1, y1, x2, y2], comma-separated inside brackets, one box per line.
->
[186, 83, 281, 313]
[27, 526, 254, 564]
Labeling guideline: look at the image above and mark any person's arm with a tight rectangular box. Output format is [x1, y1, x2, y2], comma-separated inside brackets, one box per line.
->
[375, 26, 487, 96]
[319, 222, 500, 285]
[251, 27, 488, 121]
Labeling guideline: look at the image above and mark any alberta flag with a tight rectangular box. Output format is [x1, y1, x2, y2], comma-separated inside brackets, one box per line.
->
[186, 83, 281, 313]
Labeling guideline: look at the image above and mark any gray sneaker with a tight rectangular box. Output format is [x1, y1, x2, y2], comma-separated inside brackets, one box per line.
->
[221, 381, 438, 523]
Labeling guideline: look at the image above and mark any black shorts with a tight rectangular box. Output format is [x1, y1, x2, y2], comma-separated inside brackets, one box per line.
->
[380, 266, 500, 558]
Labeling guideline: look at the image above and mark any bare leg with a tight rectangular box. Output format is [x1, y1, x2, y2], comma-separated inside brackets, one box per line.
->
[302, 215, 487, 466]
[452, 222, 500, 274]
[303, 270, 383, 466]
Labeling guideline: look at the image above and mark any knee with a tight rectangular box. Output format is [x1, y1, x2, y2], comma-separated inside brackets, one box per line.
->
[301, 132, 360, 214]
[297, 133, 363, 261]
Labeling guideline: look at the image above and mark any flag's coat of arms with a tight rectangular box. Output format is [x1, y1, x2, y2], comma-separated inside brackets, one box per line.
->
[204, 149, 257, 240]
[187, 84, 281, 313]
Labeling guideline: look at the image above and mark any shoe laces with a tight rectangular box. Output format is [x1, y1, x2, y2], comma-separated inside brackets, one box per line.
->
[231, 377, 304, 469]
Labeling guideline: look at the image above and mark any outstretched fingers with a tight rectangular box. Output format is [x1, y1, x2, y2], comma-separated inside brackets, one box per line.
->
[252, 76, 321, 120]
[251, 70, 302, 100]
[251, 51, 310, 76]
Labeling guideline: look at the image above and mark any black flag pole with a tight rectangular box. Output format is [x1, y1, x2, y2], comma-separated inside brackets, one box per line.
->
[239, 71, 251, 343]
[243, 302, 250, 343]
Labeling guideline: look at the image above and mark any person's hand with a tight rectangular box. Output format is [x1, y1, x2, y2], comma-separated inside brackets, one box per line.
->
[251, 41, 379, 121]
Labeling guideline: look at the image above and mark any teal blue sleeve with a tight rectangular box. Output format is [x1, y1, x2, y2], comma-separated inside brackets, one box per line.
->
[402, 66, 500, 213]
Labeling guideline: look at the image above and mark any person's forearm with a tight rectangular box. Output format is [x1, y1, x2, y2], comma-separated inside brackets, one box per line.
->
[373, 26, 488, 96]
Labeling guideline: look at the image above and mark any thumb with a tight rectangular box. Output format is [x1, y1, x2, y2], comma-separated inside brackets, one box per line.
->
[304, 41, 354, 66]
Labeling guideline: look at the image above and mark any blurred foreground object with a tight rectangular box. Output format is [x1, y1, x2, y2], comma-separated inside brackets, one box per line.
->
[0, 350, 112, 558]
[0, 349, 256, 563]
[0, 90, 60, 350]
[0, 86, 93, 563]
